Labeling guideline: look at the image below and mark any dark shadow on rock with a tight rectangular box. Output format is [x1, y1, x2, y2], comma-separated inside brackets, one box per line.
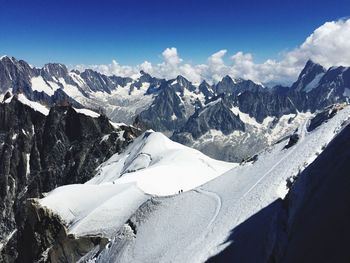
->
[278, 119, 350, 263]
[207, 199, 283, 263]
[208, 120, 350, 263]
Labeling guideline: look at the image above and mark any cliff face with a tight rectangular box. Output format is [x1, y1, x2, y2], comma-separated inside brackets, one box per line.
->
[270, 120, 350, 263]
[15, 198, 109, 263]
[0, 97, 139, 262]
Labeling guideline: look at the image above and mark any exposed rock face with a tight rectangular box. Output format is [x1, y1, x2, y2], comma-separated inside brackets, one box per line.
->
[283, 133, 299, 149]
[2, 56, 350, 147]
[215, 76, 263, 95]
[198, 80, 214, 99]
[291, 60, 326, 91]
[1, 56, 350, 262]
[170, 75, 197, 94]
[0, 56, 35, 94]
[80, 69, 117, 94]
[0, 97, 138, 262]
[0, 58, 77, 105]
[15, 199, 109, 263]
[307, 103, 346, 132]
[290, 60, 350, 111]
[133, 71, 165, 95]
[234, 91, 298, 123]
[173, 98, 245, 139]
[134, 83, 187, 132]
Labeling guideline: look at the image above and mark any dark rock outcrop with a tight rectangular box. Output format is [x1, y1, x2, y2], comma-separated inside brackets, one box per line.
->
[283, 133, 299, 149]
[173, 98, 245, 139]
[291, 60, 326, 91]
[307, 104, 346, 132]
[234, 90, 298, 123]
[0, 97, 138, 262]
[272, 117, 350, 263]
[134, 83, 187, 132]
[14, 199, 109, 263]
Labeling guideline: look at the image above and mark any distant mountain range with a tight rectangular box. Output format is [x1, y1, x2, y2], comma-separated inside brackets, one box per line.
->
[1, 55, 350, 161]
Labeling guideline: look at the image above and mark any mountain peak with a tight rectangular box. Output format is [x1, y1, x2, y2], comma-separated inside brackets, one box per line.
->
[302, 59, 325, 73]
[199, 80, 209, 86]
[139, 70, 153, 79]
[222, 75, 234, 82]
[0, 55, 17, 64]
[140, 70, 149, 76]
[44, 63, 68, 74]
[291, 59, 326, 91]
[176, 75, 190, 84]
[303, 59, 325, 71]
[305, 58, 317, 67]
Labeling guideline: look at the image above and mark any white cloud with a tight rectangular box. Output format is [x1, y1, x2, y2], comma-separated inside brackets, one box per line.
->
[74, 18, 350, 86]
[162, 47, 182, 66]
[286, 19, 350, 68]
[139, 61, 153, 73]
[75, 60, 140, 79]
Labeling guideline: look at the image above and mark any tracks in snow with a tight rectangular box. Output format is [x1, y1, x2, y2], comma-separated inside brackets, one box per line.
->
[194, 188, 222, 230]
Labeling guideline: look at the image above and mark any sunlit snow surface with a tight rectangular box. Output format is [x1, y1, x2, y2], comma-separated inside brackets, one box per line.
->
[37, 105, 350, 262]
[13, 94, 50, 115]
[83, 83, 155, 124]
[93, 105, 350, 263]
[73, 107, 100, 118]
[88, 131, 236, 195]
[30, 76, 57, 96]
[39, 131, 236, 238]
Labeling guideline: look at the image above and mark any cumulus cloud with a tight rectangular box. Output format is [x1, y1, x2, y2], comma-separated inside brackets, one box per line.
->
[75, 60, 140, 79]
[162, 47, 182, 66]
[74, 18, 350, 86]
[288, 19, 350, 68]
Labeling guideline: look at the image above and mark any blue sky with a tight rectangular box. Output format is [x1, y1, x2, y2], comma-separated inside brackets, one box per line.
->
[1, 0, 349, 67]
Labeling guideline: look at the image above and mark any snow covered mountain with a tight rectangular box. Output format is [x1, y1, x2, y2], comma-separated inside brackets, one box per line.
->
[2, 54, 350, 262]
[2, 56, 350, 163]
[17, 101, 350, 263]
[39, 131, 235, 237]
[0, 96, 139, 262]
[10, 130, 235, 262]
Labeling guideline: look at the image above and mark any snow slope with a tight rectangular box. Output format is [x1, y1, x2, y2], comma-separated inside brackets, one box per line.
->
[87, 85, 154, 124]
[188, 110, 312, 162]
[38, 131, 236, 238]
[40, 183, 148, 238]
[93, 105, 350, 263]
[88, 131, 236, 195]
[73, 107, 100, 118]
[4, 94, 50, 115]
[30, 76, 57, 96]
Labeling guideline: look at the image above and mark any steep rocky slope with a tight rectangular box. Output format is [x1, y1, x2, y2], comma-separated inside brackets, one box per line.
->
[0, 96, 139, 262]
[271, 115, 350, 263]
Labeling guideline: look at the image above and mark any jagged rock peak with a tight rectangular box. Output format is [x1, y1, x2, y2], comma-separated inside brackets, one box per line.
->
[43, 63, 69, 77]
[291, 59, 326, 91]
